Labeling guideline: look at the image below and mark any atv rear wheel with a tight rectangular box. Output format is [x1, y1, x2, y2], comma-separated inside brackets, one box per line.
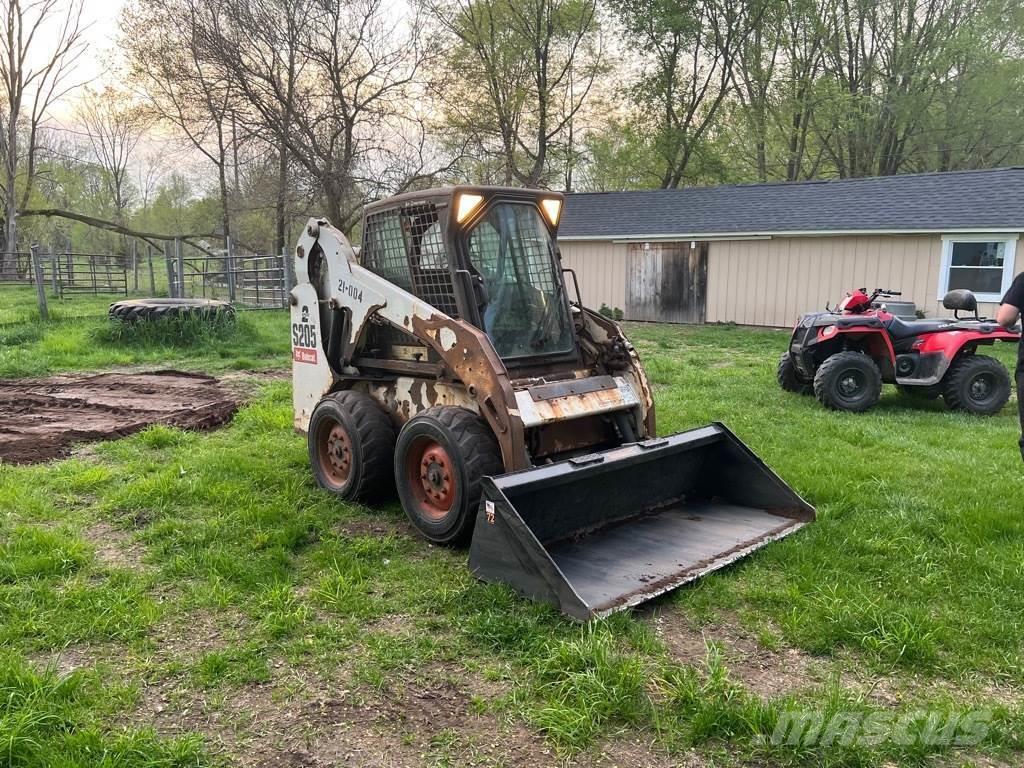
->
[308, 390, 396, 501]
[943, 354, 1011, 415]
[813, 351, 882, 413]
[777, 352, 813, 395]
[395, 407, 503, 546]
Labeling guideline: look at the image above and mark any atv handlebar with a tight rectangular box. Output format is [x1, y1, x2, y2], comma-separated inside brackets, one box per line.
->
[867, 288, 901, 301]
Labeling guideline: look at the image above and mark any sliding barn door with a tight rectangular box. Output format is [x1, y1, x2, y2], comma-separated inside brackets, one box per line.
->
[626, 241, 707, 323]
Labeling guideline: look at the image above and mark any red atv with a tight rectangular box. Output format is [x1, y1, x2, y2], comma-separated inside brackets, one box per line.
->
[778, 288, 1020, 414]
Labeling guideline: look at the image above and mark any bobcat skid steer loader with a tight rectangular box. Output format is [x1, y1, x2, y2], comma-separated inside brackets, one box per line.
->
[290, 186, 814, 620]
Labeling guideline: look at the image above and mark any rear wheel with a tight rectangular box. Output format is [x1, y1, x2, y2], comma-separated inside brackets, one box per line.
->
[943, 355, 1011, 415]
[813, 351, 882, 413]
[394, 407, 503, 546]
[308, 390, 396, 501]
[777, 352, 813, 395]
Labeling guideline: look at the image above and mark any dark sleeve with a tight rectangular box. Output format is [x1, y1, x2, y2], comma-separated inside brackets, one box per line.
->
[1002, 272, 1024, 308]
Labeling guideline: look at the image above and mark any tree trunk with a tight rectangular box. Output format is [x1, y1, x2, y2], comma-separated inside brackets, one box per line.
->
[275, 142, 288, 254]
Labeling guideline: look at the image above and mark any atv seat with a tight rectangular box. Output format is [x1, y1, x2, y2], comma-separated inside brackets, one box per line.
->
[885, 317, 954, 339]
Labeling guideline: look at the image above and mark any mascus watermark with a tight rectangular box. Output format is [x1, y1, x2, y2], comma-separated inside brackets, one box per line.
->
[765, 709, 993, 747]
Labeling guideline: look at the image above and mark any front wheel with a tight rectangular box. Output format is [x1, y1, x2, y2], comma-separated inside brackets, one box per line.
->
[394, 407, 504, 546]
[813, 351, 882, 413]
[943, 355, 1011, 415]
[777, 352, 813, 395]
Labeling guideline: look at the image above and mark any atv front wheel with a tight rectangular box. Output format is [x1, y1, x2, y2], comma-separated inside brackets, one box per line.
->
[777, 352, 813, 395]
[395, 407, 503, 546]
[813, 351, 882, 412]
[308, 390, 396, 501]
[943, 355, 1011, 415]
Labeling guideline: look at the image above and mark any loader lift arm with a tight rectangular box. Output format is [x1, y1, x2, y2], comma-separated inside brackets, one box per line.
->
[292, 218, 528, 470]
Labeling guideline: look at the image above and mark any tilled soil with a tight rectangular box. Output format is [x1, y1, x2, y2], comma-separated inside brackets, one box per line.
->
[0, 370, 238, 464]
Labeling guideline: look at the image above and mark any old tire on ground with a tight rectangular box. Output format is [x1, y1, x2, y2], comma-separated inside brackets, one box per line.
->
[308, 390, 396, 502]
[394, 406, 503, 546]
[813, 351, 882, 413]
[897, 384, 942, 400]
[777, 352, 813, 395]
[942, 354, 1011, 415]
[108, 298, 235, 322]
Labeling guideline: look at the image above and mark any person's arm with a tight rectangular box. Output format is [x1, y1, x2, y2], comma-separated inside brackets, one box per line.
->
[999, 273, 1024, 330]
[997, 302, 1020, 330]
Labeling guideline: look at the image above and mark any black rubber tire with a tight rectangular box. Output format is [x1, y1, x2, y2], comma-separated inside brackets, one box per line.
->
[308, 390, 396, 502]
[394, 406, 503, 546]
[897, 384, 942, 400]
[777, 352, 813, 395]
[108, 298, 234, 322]
[813, 351, 883, 413]
[942, 354, 1011, 415]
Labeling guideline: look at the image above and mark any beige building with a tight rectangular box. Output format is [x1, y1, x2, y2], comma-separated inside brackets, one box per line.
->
[558, 168, 1024, 328]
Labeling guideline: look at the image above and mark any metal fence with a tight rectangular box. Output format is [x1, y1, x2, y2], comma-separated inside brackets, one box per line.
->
[0, 239, 294, 326]
[168, 244, 292, 310]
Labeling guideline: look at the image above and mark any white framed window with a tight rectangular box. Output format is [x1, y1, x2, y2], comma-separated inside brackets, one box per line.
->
[938, 234, 1019, 303]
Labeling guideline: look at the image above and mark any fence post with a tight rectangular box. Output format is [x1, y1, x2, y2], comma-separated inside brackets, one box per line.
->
[89, 254, 97, 293]
[132, 240, 139, 292]
[49, 245, 58, 296]
[282, 246, 295, 307]
[30, 245, 49, 321]
[226, 237, 237, 303]
[175, 238, 186, 298]
[148, 245, 156, 295]
[164, 241, 176, 297]
[65, 239, 74, 285]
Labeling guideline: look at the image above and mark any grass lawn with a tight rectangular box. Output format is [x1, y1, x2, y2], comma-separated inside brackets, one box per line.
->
[1, 317, 1022, 766]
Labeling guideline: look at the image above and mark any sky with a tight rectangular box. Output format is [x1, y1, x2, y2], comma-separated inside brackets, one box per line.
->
[50, 0, 127, 119]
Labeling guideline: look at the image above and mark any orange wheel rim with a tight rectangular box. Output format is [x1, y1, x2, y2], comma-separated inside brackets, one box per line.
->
[317, 420, 352, 488]
[406, 437, 455, 521]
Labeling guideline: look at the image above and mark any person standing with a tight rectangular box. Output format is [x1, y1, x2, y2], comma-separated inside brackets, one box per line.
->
[997, 272, 1024, 461]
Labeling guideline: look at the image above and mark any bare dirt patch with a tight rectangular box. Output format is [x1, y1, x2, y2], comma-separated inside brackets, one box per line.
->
[0, 371, 237, 464]
[649, 608, 826, 698]
[83, 520, 148, 570]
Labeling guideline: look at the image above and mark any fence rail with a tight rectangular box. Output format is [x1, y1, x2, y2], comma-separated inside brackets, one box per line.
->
[1, 238, 294, 326]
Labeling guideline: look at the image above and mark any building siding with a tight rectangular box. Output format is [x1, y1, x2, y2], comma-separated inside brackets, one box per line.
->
[563, 233, 1021, 327]
[558, 240, 629, 314]
[706, 233, 1021, 327]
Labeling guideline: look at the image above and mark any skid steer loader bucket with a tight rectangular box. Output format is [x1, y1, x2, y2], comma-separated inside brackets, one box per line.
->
[468, 424, 814, 620]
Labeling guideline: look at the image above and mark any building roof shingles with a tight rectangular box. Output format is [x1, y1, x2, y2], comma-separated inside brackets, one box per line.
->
[559, 167, 1024, 239]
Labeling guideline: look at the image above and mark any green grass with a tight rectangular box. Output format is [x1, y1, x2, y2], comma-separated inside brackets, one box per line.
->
[0, 295, 289, 377]
[1, 321, 1022, 765]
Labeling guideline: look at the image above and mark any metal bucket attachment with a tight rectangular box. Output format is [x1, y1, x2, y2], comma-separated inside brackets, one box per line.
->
[468, 423, 814, 620]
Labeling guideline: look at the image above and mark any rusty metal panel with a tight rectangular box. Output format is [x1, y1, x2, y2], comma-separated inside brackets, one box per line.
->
[514, 376, 640, 427]
[626, 241, 707, 324]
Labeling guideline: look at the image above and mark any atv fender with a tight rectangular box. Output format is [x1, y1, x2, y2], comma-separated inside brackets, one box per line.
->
[898, 328, 1021, 387]
[812, 324, 896, 380]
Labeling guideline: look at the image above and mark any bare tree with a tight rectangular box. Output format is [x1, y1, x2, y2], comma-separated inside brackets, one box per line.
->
[121, 0, 245, 242]
[429, 0, 604, 188]
[610, 0, 763, 188]
[77, 86, 151, 228]
[0, 0, 85, 274]
[196, 0, 448, 234]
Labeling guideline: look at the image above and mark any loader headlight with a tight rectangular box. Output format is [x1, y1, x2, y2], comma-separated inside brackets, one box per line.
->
[540, 198, 562, 225]
[455, 193, 484, 223]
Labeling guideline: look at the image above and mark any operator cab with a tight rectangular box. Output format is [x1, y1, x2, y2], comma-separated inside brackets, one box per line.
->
[358, 186, 577, 367]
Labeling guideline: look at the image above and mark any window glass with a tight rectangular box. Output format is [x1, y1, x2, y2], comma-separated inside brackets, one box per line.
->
[465, 203, 574, 359]
[947, 241, 1008, 295]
